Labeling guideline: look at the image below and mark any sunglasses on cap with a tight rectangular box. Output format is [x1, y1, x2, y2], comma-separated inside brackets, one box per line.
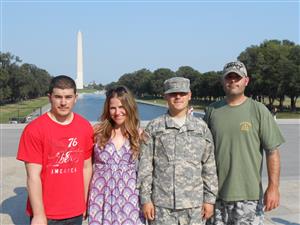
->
[106, 86, 128, 98]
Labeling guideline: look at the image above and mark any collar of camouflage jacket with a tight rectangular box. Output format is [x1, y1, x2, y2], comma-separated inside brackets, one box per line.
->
[164, 113, 198, 131]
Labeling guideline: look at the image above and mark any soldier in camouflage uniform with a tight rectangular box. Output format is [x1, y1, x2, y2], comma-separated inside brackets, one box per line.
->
[137, 77, 218, 225]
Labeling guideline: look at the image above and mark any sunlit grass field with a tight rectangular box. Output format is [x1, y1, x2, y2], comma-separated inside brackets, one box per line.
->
[1, 93, 299, 123]
[0, 89, 98, 123]
[140, 97, 300, 119]
[0, 97, 49, 123]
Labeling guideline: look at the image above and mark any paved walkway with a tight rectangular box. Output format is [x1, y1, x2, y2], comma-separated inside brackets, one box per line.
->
[0, 120, 299, 224]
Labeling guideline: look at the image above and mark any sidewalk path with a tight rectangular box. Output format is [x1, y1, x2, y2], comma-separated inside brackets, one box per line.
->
[0, 120, 299, 224]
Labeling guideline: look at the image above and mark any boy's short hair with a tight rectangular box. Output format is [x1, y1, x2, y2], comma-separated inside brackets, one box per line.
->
[48, 75, 77, 94]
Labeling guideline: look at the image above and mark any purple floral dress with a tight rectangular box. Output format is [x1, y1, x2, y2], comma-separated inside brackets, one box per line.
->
[88, 140, 145, 225]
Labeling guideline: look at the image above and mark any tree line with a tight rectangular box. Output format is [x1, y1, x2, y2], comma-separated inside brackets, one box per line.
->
[1, 39, 299, 111]
[0, 52, 52, 105]
[107, 40, 299, 111]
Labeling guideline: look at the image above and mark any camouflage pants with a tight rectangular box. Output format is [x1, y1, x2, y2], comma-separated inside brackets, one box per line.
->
[149, 206, 205, 225]
[206, 200, 264, 225]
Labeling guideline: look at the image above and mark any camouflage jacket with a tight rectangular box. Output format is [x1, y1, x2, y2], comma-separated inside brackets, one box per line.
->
[137, 113, 218, 209]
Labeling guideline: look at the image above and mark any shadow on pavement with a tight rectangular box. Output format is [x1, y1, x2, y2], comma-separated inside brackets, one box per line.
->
[0, 186, 29, 225]
[272, 218, 300, 225]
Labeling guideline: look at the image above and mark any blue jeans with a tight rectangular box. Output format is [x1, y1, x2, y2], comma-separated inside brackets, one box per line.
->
[31, 215, 83, 225]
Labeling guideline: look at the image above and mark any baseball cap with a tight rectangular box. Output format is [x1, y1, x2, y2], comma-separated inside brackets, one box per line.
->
[164, 77, 191, 94]
[223, 61, 247, 77]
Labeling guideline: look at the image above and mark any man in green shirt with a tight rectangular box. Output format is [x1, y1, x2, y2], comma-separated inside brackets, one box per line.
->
[204, 61, 285, 224]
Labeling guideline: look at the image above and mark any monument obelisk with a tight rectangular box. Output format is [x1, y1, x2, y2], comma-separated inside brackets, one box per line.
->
[76, 31, 84, 89]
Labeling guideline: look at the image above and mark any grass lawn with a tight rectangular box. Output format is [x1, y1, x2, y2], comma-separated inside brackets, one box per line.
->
[0, 89, 99, 123]
[139, 97, 300, 119]
[77, 88, 98, 93]
[0, 97, 49, 123]
[277, 112, 300, 119]
[1, 94, 298, 123]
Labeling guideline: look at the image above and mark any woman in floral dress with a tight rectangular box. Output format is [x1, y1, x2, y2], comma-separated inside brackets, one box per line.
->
[88, 86, 145, 225]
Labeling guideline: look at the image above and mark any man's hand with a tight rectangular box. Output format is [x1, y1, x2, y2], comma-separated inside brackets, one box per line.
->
[83, 211, 88, 220]
[202, 203, 214, 219]
[264, 149, 280, 212]
[264, 185, 280, 211]
[142, 202, 155, 221]
[31, 214, 47, 225]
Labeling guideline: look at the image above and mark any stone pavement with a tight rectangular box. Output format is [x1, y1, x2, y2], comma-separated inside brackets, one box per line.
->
[262, 178, 300, 224]
[0, 120, 299, 225]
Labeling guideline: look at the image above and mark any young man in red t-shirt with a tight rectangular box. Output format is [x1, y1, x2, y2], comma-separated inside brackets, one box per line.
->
[17, 75, 94, 225]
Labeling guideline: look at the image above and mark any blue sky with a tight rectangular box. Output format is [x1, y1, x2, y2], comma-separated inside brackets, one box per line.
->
[1, 0, 299, 85]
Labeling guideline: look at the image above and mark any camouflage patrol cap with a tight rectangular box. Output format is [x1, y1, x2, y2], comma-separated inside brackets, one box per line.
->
[223, 61, 248, 77]
[164, 77, 191, 94]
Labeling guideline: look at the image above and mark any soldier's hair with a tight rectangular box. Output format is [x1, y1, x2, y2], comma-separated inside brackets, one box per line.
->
[48, 75, 77, 94]
[94, 85, 141, 158]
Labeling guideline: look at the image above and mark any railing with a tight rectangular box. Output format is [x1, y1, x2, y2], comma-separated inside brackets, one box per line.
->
[5, 106, 43, 124]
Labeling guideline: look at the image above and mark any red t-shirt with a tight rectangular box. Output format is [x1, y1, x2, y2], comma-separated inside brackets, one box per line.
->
[17, 113, 94, 219]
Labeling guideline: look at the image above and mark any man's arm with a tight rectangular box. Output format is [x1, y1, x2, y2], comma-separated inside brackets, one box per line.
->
[83, 157, 92, 203]
[201, 127, 218, 219]
[264, 149, 280, 211]
[137, 129, 155, 221]
[25, 163, 47, 225]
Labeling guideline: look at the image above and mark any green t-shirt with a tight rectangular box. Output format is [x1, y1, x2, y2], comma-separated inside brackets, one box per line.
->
[204, 98, 285, 201]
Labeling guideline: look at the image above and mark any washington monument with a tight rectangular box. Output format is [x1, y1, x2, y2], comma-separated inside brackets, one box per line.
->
[76, 30, 84, 89]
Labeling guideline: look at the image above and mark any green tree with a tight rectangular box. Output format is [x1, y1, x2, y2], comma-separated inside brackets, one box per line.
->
[105, 82, 119, 92]
[0, 52, 51, 104]
[196, 72, 223, 100]
[239, 39, 300, 110]
[150, 68, 175, 96]
[133, 69, 153, 97]
[118, 72, 137, 94]
[283, 45, 300, 111]
[0, 52, 21, 103]
[175, 66, 201, 91]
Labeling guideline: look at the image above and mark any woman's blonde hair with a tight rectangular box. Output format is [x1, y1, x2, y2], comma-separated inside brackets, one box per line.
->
[94, 86, 141, 158]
